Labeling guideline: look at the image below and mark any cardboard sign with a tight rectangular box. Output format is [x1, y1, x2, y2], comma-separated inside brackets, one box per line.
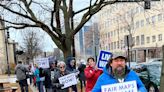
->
[35, 58, 50, 68]
[58, 73, 77, 89]
[97, 50, 112, 70]
[101, 81, 138, 92]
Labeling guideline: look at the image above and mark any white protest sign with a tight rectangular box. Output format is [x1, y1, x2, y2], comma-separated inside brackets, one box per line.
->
[35, 58, 50, 68]
[58, 73, 77, 89]
[97, 50, 112, 70]
[101, 81, 137, 92]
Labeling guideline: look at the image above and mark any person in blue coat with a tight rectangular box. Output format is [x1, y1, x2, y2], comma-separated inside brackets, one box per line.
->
[92, 54, 147, 92]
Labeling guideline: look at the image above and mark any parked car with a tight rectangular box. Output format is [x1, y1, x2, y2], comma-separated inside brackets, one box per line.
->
[147, 58, 162, 63]
[133, 62, 162, 92]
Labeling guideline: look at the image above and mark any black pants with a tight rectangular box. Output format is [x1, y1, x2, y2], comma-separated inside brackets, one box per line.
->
[71, 85, 77, 92]
[80, 79, 86, 91]
[19, 79, 28, 92]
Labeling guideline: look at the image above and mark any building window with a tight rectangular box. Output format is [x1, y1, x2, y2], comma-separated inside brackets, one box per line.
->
[140, 7, 144, 13]
[108, 44, 110, 50]
[121, 40, 123, 49]
[132, 37, 135, 46]
[136, 21, 139, 29]
[117, 41, 119, 49]
[146, 18, 150, 25]
[152, 35, 156, 42]
[111, 42, 113, 50]
[114, 30, 116, 36]
[106, 46, 108, 50]
[108, 32, 110, 38]
[141, 35, 145, 45]
[158, 34, 162, 41]
[114, 42, 116, 49]
[152, 15, 156, 24]
[146, 37, 150, 43]
[136, 36, 140, 45]
[141, 20, 144, 27]
[158, 13, 162, 21]
[136, 7, 139, 14]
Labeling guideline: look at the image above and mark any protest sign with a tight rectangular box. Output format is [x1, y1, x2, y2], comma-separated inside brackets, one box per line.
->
[59, 73, 77, 89]
[97, 50, 112, 70]
[35, 57, 50, 68]
[101, 81, 137, 92]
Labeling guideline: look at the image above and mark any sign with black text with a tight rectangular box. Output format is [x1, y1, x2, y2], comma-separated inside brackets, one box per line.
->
[58, 73, 77, 89]
[35, 58, 50, 68]
[101, 81, 138, 92]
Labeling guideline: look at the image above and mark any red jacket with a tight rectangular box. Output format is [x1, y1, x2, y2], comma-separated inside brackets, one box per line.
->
[84, 66, 102, 92]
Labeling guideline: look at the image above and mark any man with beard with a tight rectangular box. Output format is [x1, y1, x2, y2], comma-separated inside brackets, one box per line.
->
[92, 54, 147, 92]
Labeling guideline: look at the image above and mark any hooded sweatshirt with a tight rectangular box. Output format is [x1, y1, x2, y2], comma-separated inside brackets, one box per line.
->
[66, 57, 76, 73]
[15, 64, 29, 81]
[92, 64, 147, 92]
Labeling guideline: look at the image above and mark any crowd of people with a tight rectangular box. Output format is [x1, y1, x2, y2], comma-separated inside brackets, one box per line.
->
[15, 53, 147, 92]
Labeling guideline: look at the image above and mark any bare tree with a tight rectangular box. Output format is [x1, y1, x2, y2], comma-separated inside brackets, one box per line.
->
[0, 0, 118, 61]
[22, 30, 43, 64]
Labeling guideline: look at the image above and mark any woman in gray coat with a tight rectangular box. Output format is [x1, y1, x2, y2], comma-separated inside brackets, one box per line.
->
[52, 61, 70, 92]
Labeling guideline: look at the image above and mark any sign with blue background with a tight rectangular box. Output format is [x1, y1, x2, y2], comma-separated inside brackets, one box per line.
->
[97, 50, 113, 70]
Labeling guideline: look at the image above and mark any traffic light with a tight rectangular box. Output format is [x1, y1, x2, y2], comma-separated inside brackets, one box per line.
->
[7, 31, 10, 38]
[144, 0, 151, 9]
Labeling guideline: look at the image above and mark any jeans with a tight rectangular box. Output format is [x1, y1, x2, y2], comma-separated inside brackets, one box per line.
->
[36, 81, 44, 92]
[19, 79, 28, 92]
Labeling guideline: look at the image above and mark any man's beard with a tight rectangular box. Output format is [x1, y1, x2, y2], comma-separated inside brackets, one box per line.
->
[113, 66, 126, 79]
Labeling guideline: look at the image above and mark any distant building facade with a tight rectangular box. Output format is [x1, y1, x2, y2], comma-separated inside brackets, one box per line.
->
[0, 16, 7, 74]
[98, 2, 164, 63]
[75, 23, 100, 61]
[0, 17, 17, 74]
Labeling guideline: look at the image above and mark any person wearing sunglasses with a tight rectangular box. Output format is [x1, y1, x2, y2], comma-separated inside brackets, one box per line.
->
[52, 61, 70, 92]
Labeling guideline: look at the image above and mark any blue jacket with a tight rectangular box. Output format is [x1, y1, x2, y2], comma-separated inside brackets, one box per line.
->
[92, 65, 147, 92]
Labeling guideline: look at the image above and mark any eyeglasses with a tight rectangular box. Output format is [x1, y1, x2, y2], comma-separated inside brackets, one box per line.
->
[60, 66, 65, 69]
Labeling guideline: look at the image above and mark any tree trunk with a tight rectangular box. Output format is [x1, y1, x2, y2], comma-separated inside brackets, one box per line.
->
[61, 38, 73, 62]
[160, 45, 164, 92]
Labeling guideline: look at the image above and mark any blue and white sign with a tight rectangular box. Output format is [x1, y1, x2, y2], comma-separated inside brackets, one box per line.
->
[101, 81, 137, 92]
[97, 50, 112, 70]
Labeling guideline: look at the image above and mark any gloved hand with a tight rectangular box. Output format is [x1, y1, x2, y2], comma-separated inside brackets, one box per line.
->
[56, 83, 64, 88]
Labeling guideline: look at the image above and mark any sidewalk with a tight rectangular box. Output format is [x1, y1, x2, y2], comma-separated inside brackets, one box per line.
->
[0, 74, 35, 92]
[0, 75, 85, 92]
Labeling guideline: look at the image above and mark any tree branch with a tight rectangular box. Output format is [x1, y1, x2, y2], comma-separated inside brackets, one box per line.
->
[62, 0, 71, 34]
[50, 2, 62, 37]
[0, 4, 38, 23]
[20, 0, 37, 21]
[0, 24, 38, 30]
[29, 0, 32, 6]
[9, 2, 28, 14]
[0, 18, 34, 26]
[32, 1, 52, 12]
[74, 0, 101, 15]
[72, 0, 117, 36]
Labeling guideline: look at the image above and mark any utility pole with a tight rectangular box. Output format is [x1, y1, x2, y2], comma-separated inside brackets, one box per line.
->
[5, 30, 10, 76]
[125, 35, 131, 67]
[160, 45, 164, 92]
